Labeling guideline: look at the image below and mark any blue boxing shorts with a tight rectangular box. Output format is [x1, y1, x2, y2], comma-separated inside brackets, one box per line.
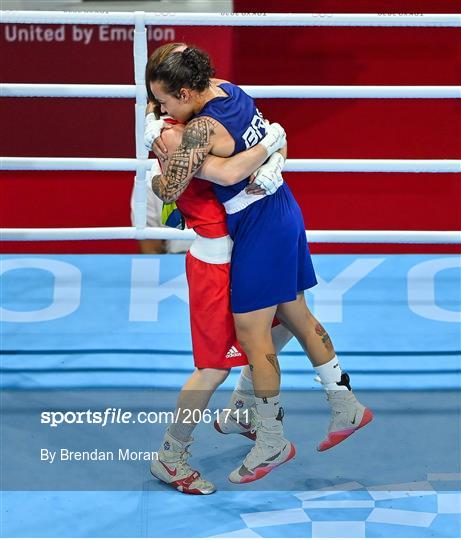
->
[226, 183, 317, 313]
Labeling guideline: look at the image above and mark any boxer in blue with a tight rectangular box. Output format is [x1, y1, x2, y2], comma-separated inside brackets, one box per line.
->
[148, 47, 373, 484]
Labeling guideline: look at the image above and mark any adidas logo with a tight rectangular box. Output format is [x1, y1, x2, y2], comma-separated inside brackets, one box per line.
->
[225, 346, 242, 359]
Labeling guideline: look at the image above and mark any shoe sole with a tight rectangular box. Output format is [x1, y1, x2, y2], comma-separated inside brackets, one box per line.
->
[317, 407, 374, 452]
[229, 442, 296, 484]
[150, 466, 216, 495]
[214, 419, 256, 441]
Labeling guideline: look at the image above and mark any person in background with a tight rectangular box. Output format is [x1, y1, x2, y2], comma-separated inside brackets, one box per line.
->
[130, 43, 192, 255]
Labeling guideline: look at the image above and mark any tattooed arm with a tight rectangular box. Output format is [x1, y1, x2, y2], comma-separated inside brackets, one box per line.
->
[152, 116, 217, 203]
[159, 125, 272, 187]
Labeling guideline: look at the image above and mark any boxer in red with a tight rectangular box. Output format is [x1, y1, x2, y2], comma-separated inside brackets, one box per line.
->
[146, 43, 372, 493]
[146, 43, 290, 495]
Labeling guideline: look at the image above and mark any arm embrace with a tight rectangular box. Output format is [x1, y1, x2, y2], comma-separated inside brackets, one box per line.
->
[152, 120, 286, 200]
[151, 116, 217, 203]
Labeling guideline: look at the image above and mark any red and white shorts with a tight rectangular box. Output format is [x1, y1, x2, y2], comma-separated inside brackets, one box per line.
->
[186, 234, 247, 369]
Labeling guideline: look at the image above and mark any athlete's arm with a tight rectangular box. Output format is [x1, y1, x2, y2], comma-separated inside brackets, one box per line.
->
[195, 145, 269, 185]
[158, 125, 267, 185]
[197, 121, 286, 185]
[158, 124, 284, 187]
[151, 116, 217, 203]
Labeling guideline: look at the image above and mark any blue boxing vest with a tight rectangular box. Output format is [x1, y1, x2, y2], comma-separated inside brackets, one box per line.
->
[194, 82, 267, 203]
[194, 81, 318, 312]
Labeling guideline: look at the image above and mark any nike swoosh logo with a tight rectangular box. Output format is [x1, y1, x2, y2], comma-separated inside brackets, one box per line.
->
[160, 460, 177, 476]
[351, 412, 357, 424]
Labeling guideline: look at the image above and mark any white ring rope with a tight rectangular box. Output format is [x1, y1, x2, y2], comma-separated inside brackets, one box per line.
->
[244, 86, 461, 99]
[284, 159, 461, 173]
[1, 157, 148, 171]
[1, 83, 135, 99]
[2, 157, 459, 173]
[1, 228, 460, 244]
[1, 11, 460, 27]
[2, 84, 460, 100]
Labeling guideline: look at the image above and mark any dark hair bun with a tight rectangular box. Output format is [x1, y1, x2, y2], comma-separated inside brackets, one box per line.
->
[181, 48, 215, 89]
[149, 46, 215, 95]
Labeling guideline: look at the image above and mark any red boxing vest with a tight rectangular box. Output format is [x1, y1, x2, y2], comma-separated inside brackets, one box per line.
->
[176, 178, 228, 238]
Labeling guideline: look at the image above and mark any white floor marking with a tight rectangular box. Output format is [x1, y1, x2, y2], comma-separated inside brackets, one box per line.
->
[437, 493, 461, 513]
[367, 508, 436, 527]
[311, 520, 366, 537]
[295, 481, 364, 501]
[367, 481, 435, 500]
[240, 508, 310, 528]
[212, 528, 262, 538]
[303, 500, 375, 509]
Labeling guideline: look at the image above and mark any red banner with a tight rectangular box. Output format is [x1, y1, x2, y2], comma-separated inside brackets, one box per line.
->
[1, 23, 233, 253]
[1, 3, 460, 253]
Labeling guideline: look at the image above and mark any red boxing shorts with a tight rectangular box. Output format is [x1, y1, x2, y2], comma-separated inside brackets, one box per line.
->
[186, 234, 247, 369]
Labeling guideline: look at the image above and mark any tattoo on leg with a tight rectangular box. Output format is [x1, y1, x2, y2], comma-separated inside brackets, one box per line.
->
[265, 354, 281, 377]
[315, 323, 334, 352]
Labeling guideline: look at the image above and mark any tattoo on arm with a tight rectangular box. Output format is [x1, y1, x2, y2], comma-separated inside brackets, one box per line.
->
[151, 116, 217, 202]
[151, 174, 163, 199]
[265, 354, 281, 377]
[315, 323, 334, 352]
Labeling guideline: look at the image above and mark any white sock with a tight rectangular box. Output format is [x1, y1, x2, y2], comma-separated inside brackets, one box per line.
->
[159, 428, 187, 458]
[168, 421, 195, 443]
[228, 368, 255, 411]
[315, 355, 348, 391]
[255, 394, 282, 418]
[236, 368, 254, 394]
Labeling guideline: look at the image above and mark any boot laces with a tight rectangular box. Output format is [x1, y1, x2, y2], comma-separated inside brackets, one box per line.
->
[174, 445, 213, 490]
[245, 409, 284, 468]
[243, 437, 270, 469]
[249, 407, 260, 435]
[172, 446, 194, 478]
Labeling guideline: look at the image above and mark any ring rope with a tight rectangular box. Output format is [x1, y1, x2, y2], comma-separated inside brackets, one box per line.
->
[1, 11, 459, 27]
[2, 84, 460, 99]
[1, 228, 460, 244]
[2, 157, 459, 173]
